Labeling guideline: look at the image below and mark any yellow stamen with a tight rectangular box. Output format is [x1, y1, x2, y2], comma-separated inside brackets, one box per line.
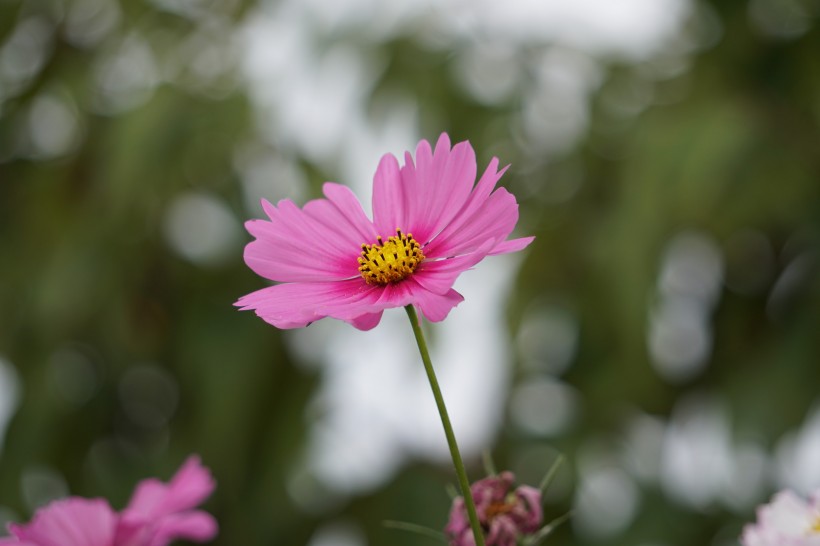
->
[812, 516, 820, 533]
[358, 229, 424, 285]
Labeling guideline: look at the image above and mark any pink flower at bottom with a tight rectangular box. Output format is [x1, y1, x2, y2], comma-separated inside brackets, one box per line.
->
[741, 489, 820, 546]
[445, 471, 543, 546]
[0, 456, 217, 546]
[235, 133, 534, 331]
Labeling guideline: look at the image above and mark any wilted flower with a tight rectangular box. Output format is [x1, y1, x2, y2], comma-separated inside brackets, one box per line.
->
[741, 489, 820, 546]
[446, 471, 543, 546]
[0, 456, 217, 546]
[236, 133, 533, 330]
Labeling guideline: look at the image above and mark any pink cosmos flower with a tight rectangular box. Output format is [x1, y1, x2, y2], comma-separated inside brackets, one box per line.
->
[0, 456, 217, 546]
[741, 489, 820, 546]
[445, 471, 543, 546]
[235, 133, 533, 330]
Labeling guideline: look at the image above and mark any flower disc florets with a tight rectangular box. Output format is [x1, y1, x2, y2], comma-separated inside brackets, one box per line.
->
[358, 229, 424, 285]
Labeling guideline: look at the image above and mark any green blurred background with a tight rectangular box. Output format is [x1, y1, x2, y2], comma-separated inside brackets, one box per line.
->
[1, 0, 819, 544]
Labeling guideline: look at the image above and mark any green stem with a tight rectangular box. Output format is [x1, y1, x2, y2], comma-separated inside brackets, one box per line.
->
[405, 305, 486, 546]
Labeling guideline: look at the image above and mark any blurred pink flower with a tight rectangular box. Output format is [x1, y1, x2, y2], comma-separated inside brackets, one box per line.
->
[742, 489, 820, 546]
[236, 133, 533, 330]
[0, 456, 217, 546]
[445, 471, 543, 546]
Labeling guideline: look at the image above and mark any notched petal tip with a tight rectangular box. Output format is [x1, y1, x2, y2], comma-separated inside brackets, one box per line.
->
[434, 132, 452, 153]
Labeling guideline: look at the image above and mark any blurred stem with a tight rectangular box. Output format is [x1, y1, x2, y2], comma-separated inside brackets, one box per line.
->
[405, 305, 485, 546]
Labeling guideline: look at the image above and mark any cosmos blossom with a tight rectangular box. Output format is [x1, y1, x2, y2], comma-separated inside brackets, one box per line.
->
[741, 489, 820, 546]
[235, 133, 533, 330]
[445, 471, 543, 546]
[0, 456, 217, 546]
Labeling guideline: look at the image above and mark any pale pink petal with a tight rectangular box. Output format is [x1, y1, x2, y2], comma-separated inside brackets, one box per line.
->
[489, 236, 534, 256]
[757, 491, 813, 533]
[740, 489, 820, 546]
[740, 525, 771, 546]
[145, 512, 217, 546]
[9, 498, 116, 546]
[406, 135, 477, 245]
[235, 279, 383, 330]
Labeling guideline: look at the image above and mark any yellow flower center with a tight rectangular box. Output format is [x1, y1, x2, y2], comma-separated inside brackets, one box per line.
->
[358, 229, 424, 285]
[812, 516, 820, 533]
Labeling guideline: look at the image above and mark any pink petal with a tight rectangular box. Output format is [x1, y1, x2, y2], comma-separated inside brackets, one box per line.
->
[512, 485, 543, 532]
[486, 516, 518, 546]
[414, 240, 495, 295]
[9, 498, 116, 546]
[410, 285, 464, 323]
[407, 135, 478, 245]
[164, 456, 216, 513]
[243, 197, 362, 282]
[262, 199, 355, 259]
[425, 157, 507, 247]
[374, 138, 447, 241]
[445, 498, 469, 538]
[122, 479, 166, 519]
[243, 226, 356, 282]
[125, 456, 215, 520]
[371, 153, 408, 237]
[145, 512, 217, 546]
[235, 279, 384, 329]
[399, 139, 432, 238]
[489, 236, 534, 256]
[370, 279, 417, 310]
[319, 183, 379, 244]
[471, 472, 514, 509]
[113, 512, 150, 546]
[425, 187, 521, 259]
[345, 311, 384, 330]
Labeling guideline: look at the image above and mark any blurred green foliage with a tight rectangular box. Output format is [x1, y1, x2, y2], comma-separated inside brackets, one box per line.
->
[1, 0, 819, 545]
